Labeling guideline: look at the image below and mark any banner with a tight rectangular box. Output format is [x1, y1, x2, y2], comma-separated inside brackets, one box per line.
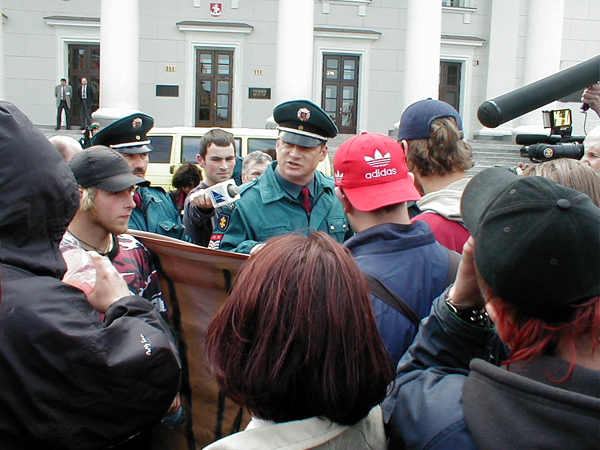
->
[130, 231, 250, 449]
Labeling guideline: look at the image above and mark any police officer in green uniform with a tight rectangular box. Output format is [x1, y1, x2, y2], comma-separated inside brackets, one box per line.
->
[209, 99, 351, 253]
[91, 113, 188, 241]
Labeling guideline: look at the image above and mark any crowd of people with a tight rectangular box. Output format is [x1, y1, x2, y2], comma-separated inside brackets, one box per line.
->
[0, 82, 599, 449]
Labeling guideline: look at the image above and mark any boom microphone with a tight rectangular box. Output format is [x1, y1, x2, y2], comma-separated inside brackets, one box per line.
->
[478, 55, 600, 128]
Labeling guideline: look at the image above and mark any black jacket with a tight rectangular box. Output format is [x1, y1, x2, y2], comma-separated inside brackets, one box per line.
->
[0, 101, 181, 449]
[382, 292, 599, 450]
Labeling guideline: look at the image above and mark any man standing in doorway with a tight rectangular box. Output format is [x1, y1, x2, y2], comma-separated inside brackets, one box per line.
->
[54, 78, 72, 130]
[77, 77, 95, 129]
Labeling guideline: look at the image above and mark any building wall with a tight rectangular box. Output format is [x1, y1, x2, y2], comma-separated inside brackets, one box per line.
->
[1, 0, 598, 137]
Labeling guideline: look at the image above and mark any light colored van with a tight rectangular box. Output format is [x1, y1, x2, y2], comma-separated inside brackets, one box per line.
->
[145, 127, 332, 189]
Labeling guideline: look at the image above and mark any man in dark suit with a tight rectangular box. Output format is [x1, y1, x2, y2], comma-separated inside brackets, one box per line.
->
[54, 78, 72, 130]
[77, 77, 95, 129]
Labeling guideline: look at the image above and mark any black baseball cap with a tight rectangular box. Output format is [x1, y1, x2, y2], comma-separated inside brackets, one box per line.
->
[69, 146, 150, 192]
[90, 113, 154, 154]
[274, 99, 338, 148]
[461, 167, 600, 322]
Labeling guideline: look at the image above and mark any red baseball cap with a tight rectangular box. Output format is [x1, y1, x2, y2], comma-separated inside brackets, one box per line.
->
[333, 132, 420, 212]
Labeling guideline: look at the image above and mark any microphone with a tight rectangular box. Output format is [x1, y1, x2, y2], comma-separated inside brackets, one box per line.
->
[478, 55, 600, 128]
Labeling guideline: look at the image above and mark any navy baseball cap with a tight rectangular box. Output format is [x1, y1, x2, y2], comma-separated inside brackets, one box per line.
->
[398, 99, 463, 141]
[70, 145, 150, 192]
[274, 99, 338, 148]
[90, 113, 154, 154]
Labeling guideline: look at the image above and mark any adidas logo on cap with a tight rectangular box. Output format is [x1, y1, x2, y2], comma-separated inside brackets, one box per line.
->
[364, 149, 391, 168]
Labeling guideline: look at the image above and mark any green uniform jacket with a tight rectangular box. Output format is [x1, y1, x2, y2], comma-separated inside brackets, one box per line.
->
[129, 185, 189, 241]
[211, 162, 350, 253]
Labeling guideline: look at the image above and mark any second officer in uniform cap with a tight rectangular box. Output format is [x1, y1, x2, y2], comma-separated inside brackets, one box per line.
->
[210, 99, 351, 253]
[91, 114, 188, 241]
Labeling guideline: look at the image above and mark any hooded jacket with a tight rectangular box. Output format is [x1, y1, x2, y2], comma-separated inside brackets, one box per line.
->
[382, 293, 599, 450]
[344, 221, 452, 367]
[0, 101, 181, 449]
[411, 177, 470, 253]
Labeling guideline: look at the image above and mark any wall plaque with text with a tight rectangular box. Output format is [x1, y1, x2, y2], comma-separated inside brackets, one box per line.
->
[156, 85, 179, 97]
[249, 88, 271, 99]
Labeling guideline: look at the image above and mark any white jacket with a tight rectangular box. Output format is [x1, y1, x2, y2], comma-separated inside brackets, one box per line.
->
[203, 406, 387, 450]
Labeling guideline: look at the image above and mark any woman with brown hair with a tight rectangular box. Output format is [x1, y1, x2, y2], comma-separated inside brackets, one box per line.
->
[204, 232, 395, 449]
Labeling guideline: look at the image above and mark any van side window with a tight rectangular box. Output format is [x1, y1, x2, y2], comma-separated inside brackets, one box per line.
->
[182, 136, 202, 162]
[248, 138, 277, 153]
[149, 136, 173, 163]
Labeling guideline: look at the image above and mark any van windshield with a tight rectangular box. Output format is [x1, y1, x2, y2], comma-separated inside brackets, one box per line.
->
[181, 136, 242, 162]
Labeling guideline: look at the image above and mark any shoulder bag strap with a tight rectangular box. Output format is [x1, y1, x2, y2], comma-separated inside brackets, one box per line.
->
[445, 248, 462, 286]
[363, 272, 421, 329]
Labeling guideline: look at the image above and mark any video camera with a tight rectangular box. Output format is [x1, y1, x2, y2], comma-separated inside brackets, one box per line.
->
[516, 109, 584, 163]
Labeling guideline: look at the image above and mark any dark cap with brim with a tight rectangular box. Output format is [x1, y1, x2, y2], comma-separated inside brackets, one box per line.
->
[461, 167, 600, 322]
[90, 113, 154, 153]
[398, 98, 463, 141]
[274, 99, 338, 148]
[69, 145, 150, 192]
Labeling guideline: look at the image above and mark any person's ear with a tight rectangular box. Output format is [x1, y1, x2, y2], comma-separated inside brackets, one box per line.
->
[319, 144, 328, 162]
[196, 154, 205, 168]
[335, 187, 352, 214]
[400, 140, 409, 153]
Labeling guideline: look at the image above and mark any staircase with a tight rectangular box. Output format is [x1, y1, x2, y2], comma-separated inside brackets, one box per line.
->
[325, 133, 525, 176]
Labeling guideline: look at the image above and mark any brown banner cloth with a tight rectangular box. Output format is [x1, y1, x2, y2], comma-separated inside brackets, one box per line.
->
[129, 230, 250, 449]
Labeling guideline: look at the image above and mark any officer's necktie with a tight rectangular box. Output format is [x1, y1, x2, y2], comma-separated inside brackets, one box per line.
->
[133, 192, 142, 209]
[300, 186, 311, 214]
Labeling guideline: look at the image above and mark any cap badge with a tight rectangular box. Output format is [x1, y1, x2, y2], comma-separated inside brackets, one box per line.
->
[364, 149, 391, 168]
[297, 108, 311, 122]
[334, 171, 344, 184]
[132, 117, 143, 130]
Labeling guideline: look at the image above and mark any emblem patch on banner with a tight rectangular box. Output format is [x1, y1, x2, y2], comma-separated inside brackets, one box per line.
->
[217, 214, 230, 232]
[208, 234, 223, 250]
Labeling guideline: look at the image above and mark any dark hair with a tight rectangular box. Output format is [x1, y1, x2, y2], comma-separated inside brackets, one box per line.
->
[198, 128, 235, 159]
[262, 147, 277, 161]
[406, 116, 473, 176]
[171, 162, 202, 189]
[205, 232, 394, 425]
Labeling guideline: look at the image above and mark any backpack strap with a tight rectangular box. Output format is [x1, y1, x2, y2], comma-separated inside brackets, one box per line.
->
[445, 248, 462, 286]
[363, 273, 421, 329]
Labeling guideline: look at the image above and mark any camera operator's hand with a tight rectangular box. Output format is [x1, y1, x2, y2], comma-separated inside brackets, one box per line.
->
[582, 84, 600, 118]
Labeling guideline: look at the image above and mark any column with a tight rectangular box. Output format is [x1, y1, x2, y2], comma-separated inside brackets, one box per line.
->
[0, 0, 5, 100]
[477, 0, 520, 137]
[270, 0, 314, 121]
[515, 0, 564, 132]
[93, 0, 141, 124]
[402, 0, 442, 110]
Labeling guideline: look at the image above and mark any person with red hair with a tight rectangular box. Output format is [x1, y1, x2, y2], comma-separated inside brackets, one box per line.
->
[383, 167, 599, 450]
[204, 232, 394, 449]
